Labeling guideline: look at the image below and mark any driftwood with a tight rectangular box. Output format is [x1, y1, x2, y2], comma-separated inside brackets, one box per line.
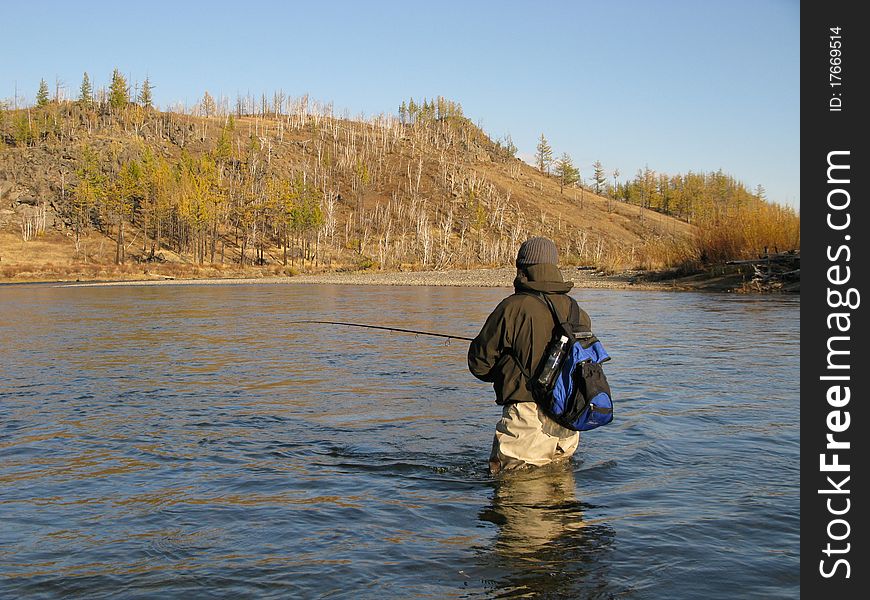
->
[728, 251, 800, 292]
[726, 250, 800, 266]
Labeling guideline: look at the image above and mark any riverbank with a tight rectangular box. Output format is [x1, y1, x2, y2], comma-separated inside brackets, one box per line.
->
[38, 267, 620, 289]
[286, 267, 690, 291]
[38, 265, 790, 293]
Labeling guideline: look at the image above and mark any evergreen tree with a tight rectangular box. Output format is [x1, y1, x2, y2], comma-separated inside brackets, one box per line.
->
[554, 153, 579, 194]
[592, 160, 607, 194]
[109, 68, 129, 109]
[36, 79, 50, 107]
[139, 76, 154, 109]
[535, 133, 553, 174]
[754, 184, 766, 200]
[79, 72, 93, 105]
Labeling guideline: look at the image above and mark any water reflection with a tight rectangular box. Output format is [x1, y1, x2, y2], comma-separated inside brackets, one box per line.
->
[478, 463, 615, 597]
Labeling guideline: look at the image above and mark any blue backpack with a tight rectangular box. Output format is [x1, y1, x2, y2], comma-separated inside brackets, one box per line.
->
[519, 294, 614, 432]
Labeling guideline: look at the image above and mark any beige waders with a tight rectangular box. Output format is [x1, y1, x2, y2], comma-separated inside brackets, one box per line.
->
[489, 401, 580, 474]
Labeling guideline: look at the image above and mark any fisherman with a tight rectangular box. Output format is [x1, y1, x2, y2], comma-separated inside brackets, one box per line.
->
[468, 237, 590, 474]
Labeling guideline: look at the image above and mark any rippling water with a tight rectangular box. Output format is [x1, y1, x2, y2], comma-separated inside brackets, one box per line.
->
[0, 282, 799, 598]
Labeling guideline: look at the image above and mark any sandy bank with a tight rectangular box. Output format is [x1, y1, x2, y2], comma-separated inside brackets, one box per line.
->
[52, 267, 688, 290]
[286, 268, 679, 290]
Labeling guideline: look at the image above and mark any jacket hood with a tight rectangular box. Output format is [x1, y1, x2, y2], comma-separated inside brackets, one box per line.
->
[513, 263, 574, 294]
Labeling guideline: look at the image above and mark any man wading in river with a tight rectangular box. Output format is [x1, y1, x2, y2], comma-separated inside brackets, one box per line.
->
[468, 237, 590, 474]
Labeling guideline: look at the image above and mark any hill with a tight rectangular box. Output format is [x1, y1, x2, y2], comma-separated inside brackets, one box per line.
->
[1, 100, 693, 282]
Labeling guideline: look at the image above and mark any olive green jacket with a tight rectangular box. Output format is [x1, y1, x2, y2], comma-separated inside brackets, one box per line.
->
[468, 264, 591, 405]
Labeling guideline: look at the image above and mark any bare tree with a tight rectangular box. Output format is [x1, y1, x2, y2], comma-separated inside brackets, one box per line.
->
[201, 91, 216, 117]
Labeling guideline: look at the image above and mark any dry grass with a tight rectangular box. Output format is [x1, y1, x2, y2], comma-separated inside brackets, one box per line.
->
[0, 228, 333, 283]
[692, 203, 800, 265]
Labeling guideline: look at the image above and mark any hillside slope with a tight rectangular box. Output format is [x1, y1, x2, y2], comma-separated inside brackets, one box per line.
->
[0, 103, 694, 281]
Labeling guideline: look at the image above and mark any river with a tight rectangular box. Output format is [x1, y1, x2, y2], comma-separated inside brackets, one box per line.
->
[0, 282, 799, 598]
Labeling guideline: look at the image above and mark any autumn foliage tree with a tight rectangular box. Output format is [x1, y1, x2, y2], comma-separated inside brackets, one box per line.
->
[110, 159, 143, 263]
[71, 145, 104, 250]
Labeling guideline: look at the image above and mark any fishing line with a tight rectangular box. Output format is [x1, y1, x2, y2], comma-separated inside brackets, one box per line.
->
[292, 320, 474, 342]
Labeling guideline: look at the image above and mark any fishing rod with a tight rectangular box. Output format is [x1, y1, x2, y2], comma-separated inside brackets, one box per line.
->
[292, 320, 474, 342]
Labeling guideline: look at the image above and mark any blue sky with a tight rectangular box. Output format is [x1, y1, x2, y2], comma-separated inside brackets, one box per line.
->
[2, 0, 799, 209]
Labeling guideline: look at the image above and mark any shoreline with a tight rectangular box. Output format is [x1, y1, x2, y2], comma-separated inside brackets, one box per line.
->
[15, 266, 792, 293]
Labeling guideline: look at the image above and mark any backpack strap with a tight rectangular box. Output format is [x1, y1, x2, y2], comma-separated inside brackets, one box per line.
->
[541, 293, 576, 335]
[510, 292, 578, 382]
[529, 292, 597, 343]
[523, 291, 579, 335]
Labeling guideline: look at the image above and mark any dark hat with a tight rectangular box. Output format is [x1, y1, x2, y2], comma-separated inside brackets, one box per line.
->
[516, 237, 559, 267]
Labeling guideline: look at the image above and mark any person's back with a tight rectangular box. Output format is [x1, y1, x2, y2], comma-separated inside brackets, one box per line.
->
[468, 237, 589, 474]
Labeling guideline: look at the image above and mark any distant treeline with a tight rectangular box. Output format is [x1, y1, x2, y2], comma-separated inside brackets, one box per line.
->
[528, 131, 799, 265]
[612, 167, 800, 263]
[398, 96, 463, 125]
